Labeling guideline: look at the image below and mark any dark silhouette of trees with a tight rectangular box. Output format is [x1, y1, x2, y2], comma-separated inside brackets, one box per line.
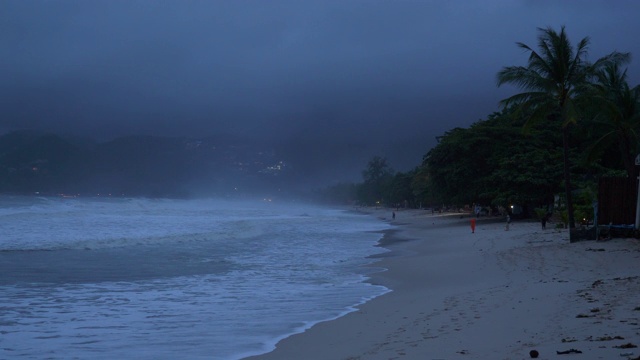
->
[420, 110, 563, 213]
[357, 156, 394, 205]
[583, 64, 640, 178]
[496, 26, 630, 231]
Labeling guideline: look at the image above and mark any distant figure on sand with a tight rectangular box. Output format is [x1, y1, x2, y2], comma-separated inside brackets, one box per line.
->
[470, 218, 476, 233]
[505, 214, 511, 231]
[392, 211, 396, 220]
[541, 214, 548, 229]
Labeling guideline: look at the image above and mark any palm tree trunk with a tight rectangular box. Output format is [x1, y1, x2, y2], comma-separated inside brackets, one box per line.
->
[562, 125, 576, 235]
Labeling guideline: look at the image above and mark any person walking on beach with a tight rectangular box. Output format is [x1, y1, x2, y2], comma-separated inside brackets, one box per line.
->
[470, 218, 476, 233]
[505, 214, 511, 231]
[392, 211, 396, 220]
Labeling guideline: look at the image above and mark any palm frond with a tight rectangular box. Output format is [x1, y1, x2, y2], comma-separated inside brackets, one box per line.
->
[584, 129, 618, 163]
[591, 51, 631, 74]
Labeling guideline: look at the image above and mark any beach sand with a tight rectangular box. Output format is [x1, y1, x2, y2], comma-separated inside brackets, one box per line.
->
[245, 208, 640, 360]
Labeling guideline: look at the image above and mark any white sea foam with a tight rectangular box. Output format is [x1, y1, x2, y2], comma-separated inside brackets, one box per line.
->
[0, 196, 390, 359]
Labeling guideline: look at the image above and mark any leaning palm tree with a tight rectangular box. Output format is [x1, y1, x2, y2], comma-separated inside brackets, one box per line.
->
[585, 64, 640, 178]
[496, 26, 630, 234]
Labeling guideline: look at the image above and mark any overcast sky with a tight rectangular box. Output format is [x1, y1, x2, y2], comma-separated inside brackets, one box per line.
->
[2, 1, 640, 181]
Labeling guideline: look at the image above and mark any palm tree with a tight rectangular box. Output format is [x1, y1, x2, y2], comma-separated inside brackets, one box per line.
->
[586, 64, 640, 178]
[496, 26, 629, 234]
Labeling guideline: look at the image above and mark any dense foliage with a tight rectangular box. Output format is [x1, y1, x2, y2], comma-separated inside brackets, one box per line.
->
[495, 26, 630, 228]
[320, 29, 638, 222]
[424, 110, 565, 209]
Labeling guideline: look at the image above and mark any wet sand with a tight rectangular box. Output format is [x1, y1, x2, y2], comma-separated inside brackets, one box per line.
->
[246, 208, 640, 359]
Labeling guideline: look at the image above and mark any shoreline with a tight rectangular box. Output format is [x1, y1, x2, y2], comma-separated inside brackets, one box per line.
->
[245, 208, 640, 359]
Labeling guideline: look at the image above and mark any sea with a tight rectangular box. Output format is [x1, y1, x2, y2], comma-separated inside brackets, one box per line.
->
[0, 195, 391, 359]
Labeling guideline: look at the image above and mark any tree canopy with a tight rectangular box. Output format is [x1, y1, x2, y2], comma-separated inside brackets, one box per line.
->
[320, 26, 638, 227]
[496, 26, 630, 229]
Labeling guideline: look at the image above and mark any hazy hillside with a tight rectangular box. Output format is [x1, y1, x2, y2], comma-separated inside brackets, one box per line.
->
[0, 131, 293, 198]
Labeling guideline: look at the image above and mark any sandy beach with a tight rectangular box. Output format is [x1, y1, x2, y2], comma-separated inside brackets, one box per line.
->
[245, 208, 640, 360]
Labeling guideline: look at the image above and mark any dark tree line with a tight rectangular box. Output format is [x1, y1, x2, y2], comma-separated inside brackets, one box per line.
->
[319, 27, 639, 227]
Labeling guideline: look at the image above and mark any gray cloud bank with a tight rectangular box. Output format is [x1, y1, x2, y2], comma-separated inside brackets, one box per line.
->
[2, 1, 640, 182]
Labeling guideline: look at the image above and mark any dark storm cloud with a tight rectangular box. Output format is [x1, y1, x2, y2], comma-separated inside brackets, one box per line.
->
[2, 1, 640, 178]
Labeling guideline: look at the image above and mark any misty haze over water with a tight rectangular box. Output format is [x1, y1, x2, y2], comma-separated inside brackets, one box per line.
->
[3, 1, 640, 188]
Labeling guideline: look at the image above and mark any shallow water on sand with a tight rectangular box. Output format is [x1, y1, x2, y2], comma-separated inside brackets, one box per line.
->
[0, 196, 390, 359]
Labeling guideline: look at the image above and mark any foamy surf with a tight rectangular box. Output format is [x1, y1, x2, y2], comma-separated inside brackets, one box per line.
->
[0, 196, 390, 359]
